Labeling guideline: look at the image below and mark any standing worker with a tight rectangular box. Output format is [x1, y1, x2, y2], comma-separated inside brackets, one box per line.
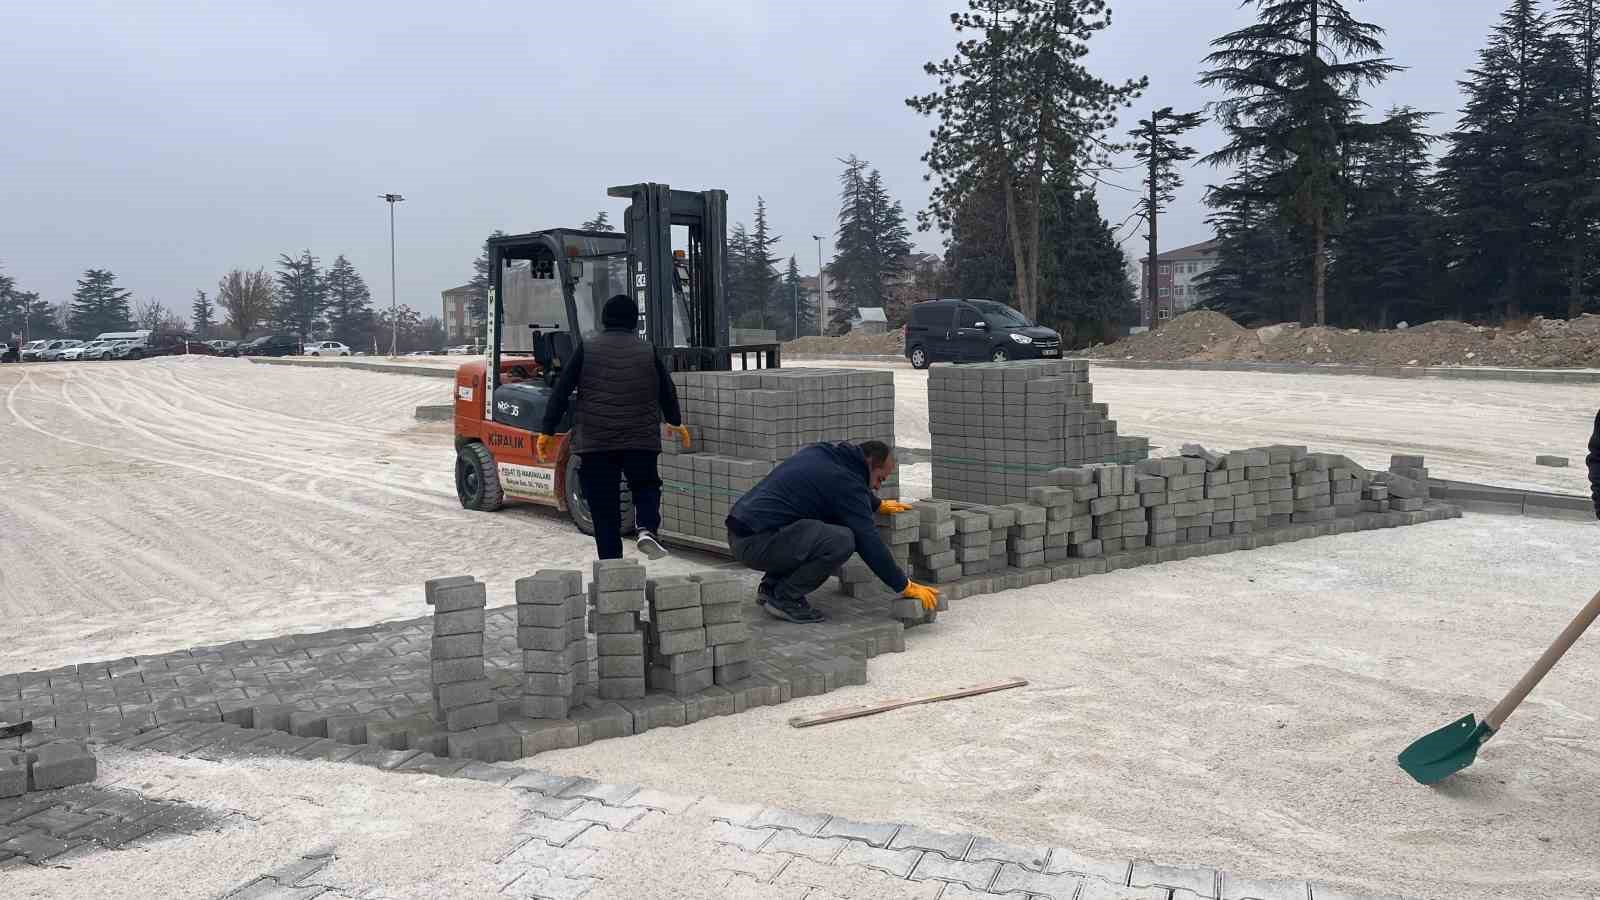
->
[538, 294, 691, 560]
[725, 439, 940, 623]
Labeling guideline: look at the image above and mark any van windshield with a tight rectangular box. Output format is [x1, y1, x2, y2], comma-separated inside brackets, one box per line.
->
[970, 300, 1032, 327]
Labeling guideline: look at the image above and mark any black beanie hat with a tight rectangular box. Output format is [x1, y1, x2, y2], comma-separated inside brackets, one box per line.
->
[602, 294, 637, 329]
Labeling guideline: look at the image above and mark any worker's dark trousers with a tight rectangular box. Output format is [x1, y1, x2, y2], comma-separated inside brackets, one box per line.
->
[727, 519, 854, 604]
[577, 450, 662, 560]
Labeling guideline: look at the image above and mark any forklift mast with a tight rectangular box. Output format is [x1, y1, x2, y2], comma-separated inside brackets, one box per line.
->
[608, 183, 731, 356]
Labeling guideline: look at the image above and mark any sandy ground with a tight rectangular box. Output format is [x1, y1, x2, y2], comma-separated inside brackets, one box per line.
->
[785, 359, 1598, 495]
[0, 358, 719, 673]
[533, 514, 1600, 900]
[5, 357, 1600, 899]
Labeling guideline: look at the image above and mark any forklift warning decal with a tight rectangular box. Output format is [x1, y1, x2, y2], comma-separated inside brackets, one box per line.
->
[500, 463, 555, 498]
[483, 286, 498, 421]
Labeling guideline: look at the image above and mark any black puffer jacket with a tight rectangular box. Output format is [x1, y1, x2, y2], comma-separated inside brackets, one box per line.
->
[1588, 410, 1600, 518]
[539, 297, 681, 453]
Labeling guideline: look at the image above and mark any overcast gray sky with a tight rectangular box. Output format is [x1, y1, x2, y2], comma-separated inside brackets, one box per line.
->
[0, 1, 1504, 323]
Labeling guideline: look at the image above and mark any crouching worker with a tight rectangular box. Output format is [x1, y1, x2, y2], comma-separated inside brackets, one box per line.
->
[725, 439, 940, 623]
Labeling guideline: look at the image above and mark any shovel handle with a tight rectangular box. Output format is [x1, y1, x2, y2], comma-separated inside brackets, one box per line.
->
[1486, 588, 1600, 731]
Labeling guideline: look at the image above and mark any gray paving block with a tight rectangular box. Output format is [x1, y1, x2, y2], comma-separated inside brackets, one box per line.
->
[425, 575, 476, 606]
[1, 751, 29, 798]
[597, 677, 646, 700]
[591, 612, 639, 634]
[570, 702, 634, 743]
[701, 602, 744, 626]
[433, 608, 486, 636]
[1219, 872, 1311, 900]
[516, 604, 569, 629]
[27, 741, 96, 790]
[653, 628, 706, 656]
[444, 701, 499, 732]
[712, 642, 751, 666]
[512, 718, 581, 755]
[516, 572, 578, 605]
[1077, 883, 1169, 900]
[598, 632, 647, 656]
[598, 655, 645, 678]
[910, 853, 1001, 891]
[991, 864, 1086, 899]
[250, 703, 294, 733]
[1132, 859, 1218, 897]
[517, 626, 569, 652]
[654, 606, 705, 632]
[593, 589, 646, 615]
[438, 678, 492, 709]
[834, 840, 922, 878]
[431, 582, 487, 613]
[817, 816, 899, 848]
[646, 578, 702, 611]
[891, 824, 975, 859]
[968, 835, 1050, 870]
[617, 694, 687, 731]
[432, 658, 487, 684]
[521, 694, 571, 720]
[446, 723, 521, 762]
[593, 559, 647, 591]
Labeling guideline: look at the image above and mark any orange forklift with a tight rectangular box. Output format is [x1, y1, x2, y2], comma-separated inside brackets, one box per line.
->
[452, 183, 780, 534]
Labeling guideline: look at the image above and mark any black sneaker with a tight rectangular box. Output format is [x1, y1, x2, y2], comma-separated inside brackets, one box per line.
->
[759, 594, 826, 623]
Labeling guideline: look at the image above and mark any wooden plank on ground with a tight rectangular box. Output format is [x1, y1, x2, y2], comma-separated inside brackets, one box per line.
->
[787, 678, 1027, 729]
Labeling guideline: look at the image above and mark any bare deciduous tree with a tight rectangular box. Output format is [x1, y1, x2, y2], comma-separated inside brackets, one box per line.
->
[217, 268, 275, 340]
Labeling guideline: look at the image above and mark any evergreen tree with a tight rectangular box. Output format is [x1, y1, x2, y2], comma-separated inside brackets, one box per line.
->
[827, 156, 914, 332]
[190, 289, 215, 339]
[1439, 1, 1575, 319]
[67, 269, 133, 336]
[909, 1, 1146, 321]
[1200, 0, 1404, 325]
[1130, 107, 1205, 328]
[726, 222, 755, 327]
[272, 250, 327, 337]
[468, 230, 507, 326]
[1195, 153, 1302, 325]
[1557, 0, 1600, 315]
[324, 254, 374, 348]
[1330, 108, 1447, 327]
[748, 197, 782, 331]
[580, 211, 613, 231]
[780, 256, 817, 339]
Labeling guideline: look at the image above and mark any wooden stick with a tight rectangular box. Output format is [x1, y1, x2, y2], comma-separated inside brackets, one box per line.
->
[787, 678, 1027, 728]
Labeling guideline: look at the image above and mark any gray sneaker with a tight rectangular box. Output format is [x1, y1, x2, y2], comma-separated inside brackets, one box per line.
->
[636, 530, 668, 560]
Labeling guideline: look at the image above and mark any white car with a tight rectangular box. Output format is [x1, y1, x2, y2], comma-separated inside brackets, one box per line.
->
[63, 339, 113, 360]
[446, 345, 479, 355]
[305, 341, 351, 357]
[38, 339, 84, 361]
[18, 340, 49, 361]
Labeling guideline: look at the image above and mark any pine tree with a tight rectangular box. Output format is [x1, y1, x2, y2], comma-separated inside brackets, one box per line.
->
[190, 289, 215, 339]
[726, 223, 755, 327]
[748, 197, 782, 331]
[909, 1, 1146, 321]
[828, 157, 914, 333]
[468, 230, 507, 326]
[324, 254, 374, 348]
[1195, 154, 1302, 325]
[1130, 107, 1205, 328]
[67, 269, 134, 336]
[581, 211, 613, 231]
[1330, 108, 1446, 327]
[780, 256, 816, 339]
[1200, 0, 1404, 325]
[1555, 0, 1599, 315]
[272, 250, 327, 337]
[1440, 1, 1574, 319]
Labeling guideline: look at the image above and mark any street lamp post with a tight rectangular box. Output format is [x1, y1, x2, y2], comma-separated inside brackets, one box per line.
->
[811, 235, 827, 337]
[379, 193, 405, 356]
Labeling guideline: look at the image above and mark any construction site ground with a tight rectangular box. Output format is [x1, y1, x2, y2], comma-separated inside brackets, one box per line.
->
[2, 357, 1598, 899]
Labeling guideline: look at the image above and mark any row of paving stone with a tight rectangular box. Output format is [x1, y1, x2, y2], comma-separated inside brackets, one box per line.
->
[4, 726, 1414, 898]
[146, 731, 1408, 900]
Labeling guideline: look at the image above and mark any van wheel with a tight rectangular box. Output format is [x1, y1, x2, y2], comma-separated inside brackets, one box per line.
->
[909, 346, 929, 369]
[990, 347, 1010, 363]
[456, 442, 504, 511]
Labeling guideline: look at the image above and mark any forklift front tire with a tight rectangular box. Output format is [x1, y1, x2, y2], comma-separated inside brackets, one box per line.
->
[456, 442, 504, 511]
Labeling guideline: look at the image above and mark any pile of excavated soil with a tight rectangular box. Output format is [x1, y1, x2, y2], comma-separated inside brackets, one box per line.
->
[1085, 311, 1600, 369]
[784, 330, 904, 355]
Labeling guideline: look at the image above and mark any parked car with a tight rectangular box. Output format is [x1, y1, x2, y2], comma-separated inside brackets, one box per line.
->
[902, 298, 1062, 369]
[83, 339, 129, 360]
[1, 343, 16, 363]
[61, 340, 113, 360]
[237, 334, 302, 357]
[113, 332, 188, 359]
[18, 340, 49, 361]
[446, 345, 478, 355]
[207, 339, 239, 355]
[38, 339, 85, 361]
[305, 340, 351, 357]
[179, 340, 217, 355]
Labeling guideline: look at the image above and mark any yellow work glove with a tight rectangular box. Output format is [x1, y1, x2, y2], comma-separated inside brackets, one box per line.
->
[666, 424, 692, 450]
[536, 433, 559, 462]
[902, 581, 940, 613]
[877, 500, 913, 515]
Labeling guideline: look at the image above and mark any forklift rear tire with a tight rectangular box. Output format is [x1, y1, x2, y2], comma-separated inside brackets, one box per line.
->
[456, 442, 504, 511]
[564, 453, 634, 537]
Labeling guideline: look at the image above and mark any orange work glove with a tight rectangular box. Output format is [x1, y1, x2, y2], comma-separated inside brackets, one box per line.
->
[877, 500, 913, 515]
[902, 581, 940, 613]
[665, 424, 692, 450]
[536, 434, 559, 462]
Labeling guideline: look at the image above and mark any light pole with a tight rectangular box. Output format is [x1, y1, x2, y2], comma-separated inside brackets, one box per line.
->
[380, 193, 405, 355]
[812, 235, 827, 337]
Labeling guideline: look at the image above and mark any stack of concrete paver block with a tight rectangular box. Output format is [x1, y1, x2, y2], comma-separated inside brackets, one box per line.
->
[426, 576, 499, 731]
[514, 569, 588, 719]
[590, 560, 647, 701]
[661, 368, 898, 548]
[1, 741, 96, 796]
[645, 575, 711, 696]
[691, 573, 752, 685]
[952, 508, 995, 575]
[910, 501, 960, 583]
[1384, 454, 1431, 512]
[928, 359, 1150, 505]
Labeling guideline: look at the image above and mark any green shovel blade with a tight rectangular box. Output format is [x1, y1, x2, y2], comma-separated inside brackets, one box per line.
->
[1398, 714, 1494, 784]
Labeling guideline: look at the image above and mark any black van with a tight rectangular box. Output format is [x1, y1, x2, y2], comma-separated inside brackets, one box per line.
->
[902, 298, 1061, 369]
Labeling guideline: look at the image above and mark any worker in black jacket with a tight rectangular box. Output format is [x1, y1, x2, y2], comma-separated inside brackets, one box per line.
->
[726, 440, 940, 623]
[538, 294, 690, 560]
[1588, 410, 1600, 519]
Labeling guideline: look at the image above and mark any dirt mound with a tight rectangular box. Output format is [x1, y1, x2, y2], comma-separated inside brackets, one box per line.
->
[784, 331, 904, 356]
[1083, 309, 1600, 369]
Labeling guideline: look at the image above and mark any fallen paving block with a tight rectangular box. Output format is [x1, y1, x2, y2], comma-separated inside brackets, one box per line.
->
[1, 750, 28, 798]
[1536, 455, 1570, 467]
[28, 741, 97, 790]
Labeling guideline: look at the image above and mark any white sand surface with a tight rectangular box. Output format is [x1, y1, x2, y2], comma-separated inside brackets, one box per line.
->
[787, 358, 1599, 495]
[0, 357, 717, 672]
[530, 514, 1600, 900]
